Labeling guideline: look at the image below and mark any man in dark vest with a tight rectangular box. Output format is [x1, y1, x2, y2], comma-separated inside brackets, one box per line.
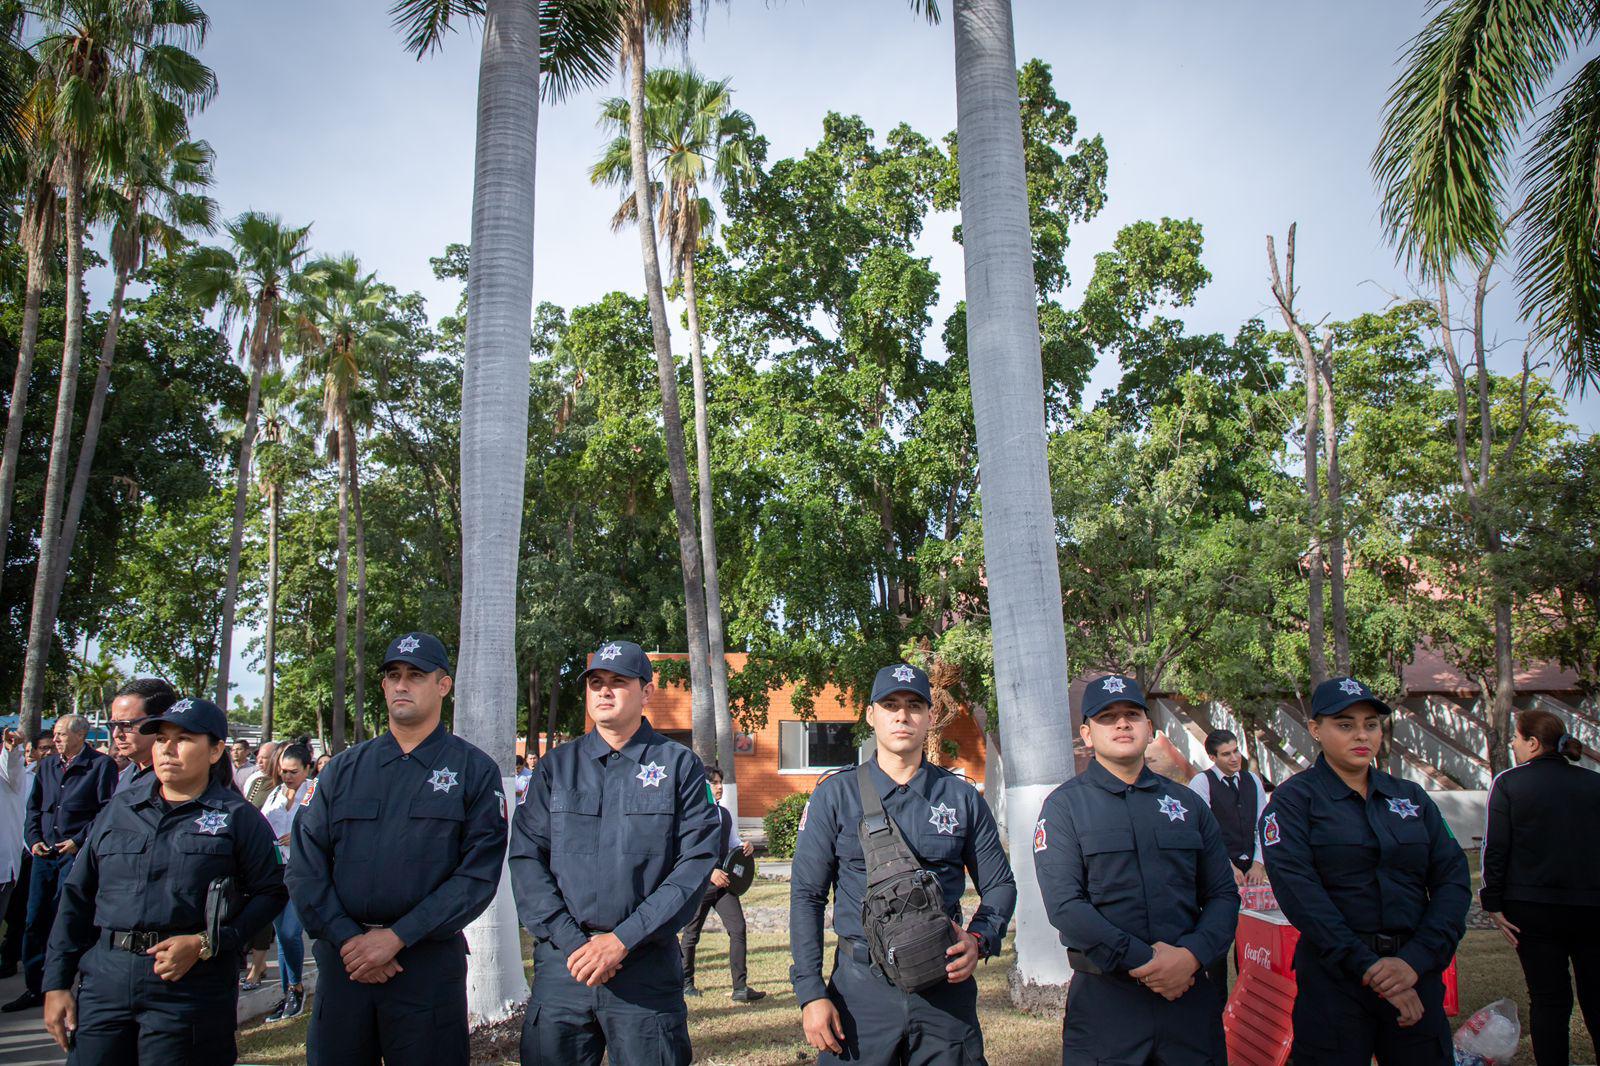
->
[678, 766, 765, 1002]
[1188, 729, 1267, 993]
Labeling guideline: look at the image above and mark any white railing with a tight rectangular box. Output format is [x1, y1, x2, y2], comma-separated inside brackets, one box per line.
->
[1266, 702, 1317, 767]
[1149, 698, 1210, 770]
[1390, 711, 1491, 789]
[1410, 696, 1489, 760]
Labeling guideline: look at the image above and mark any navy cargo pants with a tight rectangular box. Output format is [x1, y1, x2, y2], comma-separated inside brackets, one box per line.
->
[522, 936, 692, 1066]
[821, 942, 985, 1066]
[1061, 967, 1226, 1065]
[68, 937, 237, 1066]
[307, 934, 469, 1066]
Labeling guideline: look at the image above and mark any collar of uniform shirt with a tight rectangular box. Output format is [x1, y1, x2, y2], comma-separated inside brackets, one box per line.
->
[1083, 758, 1162, 794]
[579, 716, 661, 762]
[130, 776, 230, 813]
[863, 754, 932, 800]
[374, 722, 449, 767]
[1311, 752, 1403, 801]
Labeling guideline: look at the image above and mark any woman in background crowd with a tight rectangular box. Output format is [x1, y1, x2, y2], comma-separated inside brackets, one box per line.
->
[1481, 708, 1600, 1066]
[259, 744, 314, 1021]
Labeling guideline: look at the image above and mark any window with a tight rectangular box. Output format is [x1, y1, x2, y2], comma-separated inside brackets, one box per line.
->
[779, 721, 858, 772]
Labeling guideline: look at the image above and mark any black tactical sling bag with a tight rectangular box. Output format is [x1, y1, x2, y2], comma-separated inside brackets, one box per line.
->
[855, 767, 957, 993]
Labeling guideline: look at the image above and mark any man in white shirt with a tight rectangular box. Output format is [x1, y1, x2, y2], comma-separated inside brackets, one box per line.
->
[1188, 729, 1266, 994]
[0, 733, 51, 978]
[0, 728, 27, 931]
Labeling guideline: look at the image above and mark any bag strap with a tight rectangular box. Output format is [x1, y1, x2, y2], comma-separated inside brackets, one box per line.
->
[856, 765, 923, 888]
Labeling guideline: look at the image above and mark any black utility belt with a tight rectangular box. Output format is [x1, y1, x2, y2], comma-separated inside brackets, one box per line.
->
[1356, 932, 1410, 955]
[837, 938, 873, 966]
[105, 929, 199, 954]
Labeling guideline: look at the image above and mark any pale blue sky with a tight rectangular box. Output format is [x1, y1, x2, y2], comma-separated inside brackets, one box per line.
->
[132, 0, 1592, 700]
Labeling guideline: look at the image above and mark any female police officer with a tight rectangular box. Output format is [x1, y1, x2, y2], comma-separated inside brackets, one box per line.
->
[1260, 677, 1470, 1065]
[41, 697, 287, 1064]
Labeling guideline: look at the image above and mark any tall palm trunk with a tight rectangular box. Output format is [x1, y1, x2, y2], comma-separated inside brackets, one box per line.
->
[953, 0, 1075, 1005]
[621, 8, 716, 767]
[18, 151, 89, 737]
[46, 265, 130, 617]
[215, 315, 269, 707]
[346, 416, 368, 744]
[685, 258, 735, 805]
[456, 0, 538, 1024]
[0, 199, 55, 603]
[263, 482, 279, 742]
[332, 429, 350, 754]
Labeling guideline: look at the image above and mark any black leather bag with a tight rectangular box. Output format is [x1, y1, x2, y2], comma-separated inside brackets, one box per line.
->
[855, 767, 955, 993]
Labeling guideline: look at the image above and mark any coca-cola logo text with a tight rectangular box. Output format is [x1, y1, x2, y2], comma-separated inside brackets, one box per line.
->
[1243, 944, 1272, 968]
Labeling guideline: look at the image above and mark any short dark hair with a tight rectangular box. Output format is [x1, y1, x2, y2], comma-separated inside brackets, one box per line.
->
[706, 765, 723, 784]
[1204, 729, 1238, 757]
[115, 677, 178, 716]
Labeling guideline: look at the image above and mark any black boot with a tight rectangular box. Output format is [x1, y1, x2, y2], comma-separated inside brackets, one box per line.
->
[730, 987, 766, 1003]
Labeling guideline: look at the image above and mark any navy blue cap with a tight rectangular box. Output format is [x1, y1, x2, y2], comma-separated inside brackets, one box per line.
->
[870, 663, 932, 705]
[1310, 676, 1392, 718]
[580, 640, 653, 684]
[138, 696, 228, 741]
[1081, 674, 1149, 719]
[382, 632, 452, 675]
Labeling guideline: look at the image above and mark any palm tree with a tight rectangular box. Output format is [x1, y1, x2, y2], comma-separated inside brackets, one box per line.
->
[185, 212, 312, 709]
[1374, 0, 1600, 392]
[949, 0, 1076, 1000]
[593, 64, 756, 807]
[293, 255, 398, 752]
[46, 132, 218, 618]
[17, 0, 215, 735]
[389, 0, 618, 1026]
[255, 381, 294, 743]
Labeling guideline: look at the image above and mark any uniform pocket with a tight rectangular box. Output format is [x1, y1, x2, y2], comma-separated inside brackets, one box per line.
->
[331, 799, 381, 860]
[407, 795, 466, 858]
[550, 789, 600, 855]
[1080, 829, 1134, 895]
[1155, 828, 1200, 880]
[623, 787, 673, 855]
[178, 834, 234, 886]
[650, 1011, 692, 1066]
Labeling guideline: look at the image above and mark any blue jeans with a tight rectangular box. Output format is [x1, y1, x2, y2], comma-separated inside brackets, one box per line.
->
[275, 900, 304, 992]
[22, 850, 74, 995]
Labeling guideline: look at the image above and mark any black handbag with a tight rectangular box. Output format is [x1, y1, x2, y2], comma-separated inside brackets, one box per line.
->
[855, 767, 956, 993]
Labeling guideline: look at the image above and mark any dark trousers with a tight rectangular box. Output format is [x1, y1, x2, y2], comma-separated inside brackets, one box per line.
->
[1203, 858, 1252, 997]
[307, 934, 469, 1066]
[1288, 943, 1450, 1065]
[70, 938, 238, 1066]
[1062, 967, 1225, 1065]
[22, 850, 73, 995]
[679, 885, 748, 991]
[1503, 900, 1600, 1066]
[523, 936, 691, 1066]
[0, 850, 26, 969]
[822, 945, 984, 1066]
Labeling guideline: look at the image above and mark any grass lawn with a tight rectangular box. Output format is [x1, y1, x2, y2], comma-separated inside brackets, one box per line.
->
[236, 882, 1595, 1064]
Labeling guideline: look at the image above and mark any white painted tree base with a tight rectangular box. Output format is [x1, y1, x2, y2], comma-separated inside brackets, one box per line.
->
[1006, 781, 1073, 1000]
[464, 775, 530, 1024]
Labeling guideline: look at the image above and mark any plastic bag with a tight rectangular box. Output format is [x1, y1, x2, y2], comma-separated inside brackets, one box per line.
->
[1452, 998, 1520, 1066]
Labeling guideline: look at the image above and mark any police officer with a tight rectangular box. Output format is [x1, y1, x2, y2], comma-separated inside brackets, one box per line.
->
[40, 697, 287, 1064]
[1260, 676, 1469, 1065]
[510, 640, 721, 1066]
[1034, 674, 1239, 1065]
[790, 662, 1016, 1065]
[288, 632, 507, 1066]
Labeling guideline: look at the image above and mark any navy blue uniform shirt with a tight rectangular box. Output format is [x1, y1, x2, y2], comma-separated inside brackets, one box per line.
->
[26, 745, 117, 849]
[287, 724, 508, 949]
[43, 776, 287, 991]
[1260, 754, 1469, 981]
[509, 717, 720, 954]
[788, 756, 1017, 1007]
[1034, 760, 1239, 975]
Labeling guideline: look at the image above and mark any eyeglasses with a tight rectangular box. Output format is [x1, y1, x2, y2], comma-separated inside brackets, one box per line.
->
[108, 718, 151, 734]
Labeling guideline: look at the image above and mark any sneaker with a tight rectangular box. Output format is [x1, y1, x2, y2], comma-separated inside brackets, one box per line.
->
[0, 990, 42, 1012]
[263, 998, 286, 1021]
[267, 988, 304, 1022]
[731, 987, 766, 1003]
[682, 982, 702, 998]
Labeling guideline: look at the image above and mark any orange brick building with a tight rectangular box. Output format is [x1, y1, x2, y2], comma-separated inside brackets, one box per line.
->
[580, 652, 989, 821]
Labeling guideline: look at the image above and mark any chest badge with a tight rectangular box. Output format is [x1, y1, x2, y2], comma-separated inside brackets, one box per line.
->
[193, 810, 230, 836]
[1033, 817, 1048, 853]
[1157, 794, 1188, 822]
[429, 767, 459, 794]
[1387, 797, 1420, 820]
[637, 761, 668, 788]
[1263, 811, 1281, 846]
[928, 802, 959, 835]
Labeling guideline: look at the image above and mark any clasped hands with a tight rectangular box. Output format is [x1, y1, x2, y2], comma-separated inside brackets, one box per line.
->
[1128, 941, 1200, 1000]
[341, 928, 405, 984]
[1363, 956, 1422, 1026]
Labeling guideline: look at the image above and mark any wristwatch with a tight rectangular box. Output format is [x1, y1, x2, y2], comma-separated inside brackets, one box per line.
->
[197, 932, 215, 961]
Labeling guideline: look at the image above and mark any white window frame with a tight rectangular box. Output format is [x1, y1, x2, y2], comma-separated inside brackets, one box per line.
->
[777, 720, 859, 775]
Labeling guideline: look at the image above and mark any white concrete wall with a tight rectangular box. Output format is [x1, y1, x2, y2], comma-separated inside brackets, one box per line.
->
[1430, 789, 1489, 848]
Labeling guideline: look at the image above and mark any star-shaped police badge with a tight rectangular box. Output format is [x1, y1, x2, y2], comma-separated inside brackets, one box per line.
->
[929, 802, 959, 835]
[1387, 797, 1420, 820]
[637, 761, 668, 788]
[429, 767, 459, 794]
[397, 634, 421, 654]
[892, 664, 916, 683]
[171, 698, 194, 716]
[194, 810, 230, 836]
[1339, 678, 1363, 696]
[599, 643, 623, 662]
[1157, 794, 1188, 823]
[1102, 676, 1127, 695]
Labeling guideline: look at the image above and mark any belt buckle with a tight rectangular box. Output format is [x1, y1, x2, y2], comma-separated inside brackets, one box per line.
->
[1374, 934, 1398, 955]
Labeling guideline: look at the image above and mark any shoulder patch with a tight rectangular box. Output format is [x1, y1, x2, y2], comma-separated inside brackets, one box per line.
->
[1262, 811, 1281, 846]
[1033, 817, 1048, 853]
[798, 800, 810, 833]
